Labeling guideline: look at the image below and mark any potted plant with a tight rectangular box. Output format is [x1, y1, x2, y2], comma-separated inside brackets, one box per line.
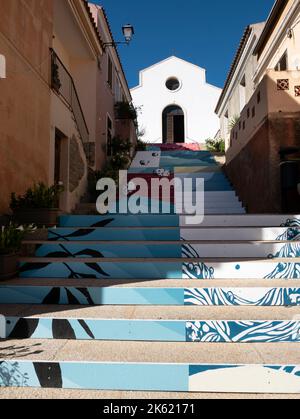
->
[10, 183, 63, 227]
[0, 223, 35, 281]
[115, 102, 137, 122]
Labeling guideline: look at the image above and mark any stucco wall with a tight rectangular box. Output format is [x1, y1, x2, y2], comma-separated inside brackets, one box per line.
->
[0, 0, 53, 214]
[226, 114, 300, 213]
[217, 24, 265, 149]
[227, 70, 300, 163]
[131, 57, 221, 144]
[254, 0, 300, 82]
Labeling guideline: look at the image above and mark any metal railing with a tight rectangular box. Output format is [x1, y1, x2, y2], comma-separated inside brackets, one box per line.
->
[50, 49, 89, 145]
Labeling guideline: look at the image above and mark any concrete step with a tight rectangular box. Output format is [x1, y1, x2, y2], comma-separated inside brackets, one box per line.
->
[18, 257, 300, 279]
[0, 341, 300, 393]
[1, 388, 299, 399]
[25, 241, 300, 259]
[1, 302, 300, 319]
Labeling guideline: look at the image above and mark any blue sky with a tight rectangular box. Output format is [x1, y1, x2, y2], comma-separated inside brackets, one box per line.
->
[90, 0, 275, 89]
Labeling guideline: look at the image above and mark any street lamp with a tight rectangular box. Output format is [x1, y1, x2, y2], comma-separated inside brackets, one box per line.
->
[103, 24, 135, 50]
[122, 24, 135, 43]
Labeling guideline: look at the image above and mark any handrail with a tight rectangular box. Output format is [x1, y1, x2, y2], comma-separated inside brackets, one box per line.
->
[50, 48, 89, 144]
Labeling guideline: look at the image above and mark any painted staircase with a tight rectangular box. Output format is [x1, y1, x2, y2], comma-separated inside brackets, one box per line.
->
[0, 145, 300, 396]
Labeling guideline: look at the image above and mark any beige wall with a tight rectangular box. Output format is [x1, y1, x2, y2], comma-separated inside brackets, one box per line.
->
[218, 23, 265, 149]
[227, 69, 300, 163]
[254, 0, 300, 83]
[0, 0, 53, 214]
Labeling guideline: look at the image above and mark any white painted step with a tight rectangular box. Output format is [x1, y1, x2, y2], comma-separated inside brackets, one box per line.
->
[181, 227, 300, 241]
[180, 215, 300, 227]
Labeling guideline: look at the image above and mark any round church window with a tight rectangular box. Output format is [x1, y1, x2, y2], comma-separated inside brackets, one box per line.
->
[165, 77, 180, 91]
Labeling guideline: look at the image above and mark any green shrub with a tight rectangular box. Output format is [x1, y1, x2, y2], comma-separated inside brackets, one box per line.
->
[115, 102, 137, 122]
[0, 223, 35, 255]
[10, 183, 63, 210]
[111, 136, 132, 156]
[205, 138, 225, 153]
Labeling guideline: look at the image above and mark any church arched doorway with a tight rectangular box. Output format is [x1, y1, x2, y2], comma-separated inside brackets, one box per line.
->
[162, 105, 185, 144]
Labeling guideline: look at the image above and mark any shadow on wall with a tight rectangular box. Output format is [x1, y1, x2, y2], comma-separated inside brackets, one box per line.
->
[225, 74, 300, 214]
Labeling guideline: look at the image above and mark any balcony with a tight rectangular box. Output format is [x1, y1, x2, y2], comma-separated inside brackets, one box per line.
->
[227, 69, 300, 163]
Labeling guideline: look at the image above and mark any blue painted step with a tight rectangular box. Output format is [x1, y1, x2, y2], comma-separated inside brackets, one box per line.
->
[31, 241, 300, 259]
[5, 317, 300, 343]
[1, 361, 300, 393]
[59, 215, 180, 228]
[19, 260, 300, 279]
[48, 228, 181, 241]
[1, 286, 299, 306]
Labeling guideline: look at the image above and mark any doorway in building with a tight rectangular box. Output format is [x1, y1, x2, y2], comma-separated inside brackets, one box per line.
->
[162, 105, 185, 144]
[54, 128, 67, 209]
[280, 147, 300, 213]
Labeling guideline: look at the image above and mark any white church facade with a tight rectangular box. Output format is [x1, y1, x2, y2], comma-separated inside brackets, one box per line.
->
[131, 56, 221, 144]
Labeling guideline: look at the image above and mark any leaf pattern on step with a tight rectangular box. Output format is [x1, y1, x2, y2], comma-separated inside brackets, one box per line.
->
[52, 319, 76, 340]
[65, 289, 81, 305]
[41, 244, 105, 259]
[74, 249, 104, 258]
[8, 318, 39, 339]
[42, 288, 61, 304]
[19, 262, 51, 273]
[33, 362, 62, 388]
[49, 229, 96, 241]
[41, 287, 95, 305]
[76, 288, 94, 305]
[78, 320, 95, 339]
[91, 218, 115, 228]
[85, 263, 110, 277]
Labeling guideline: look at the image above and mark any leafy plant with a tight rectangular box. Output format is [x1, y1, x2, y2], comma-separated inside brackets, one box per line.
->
[10, 183, 63, 210]
[228, 115, 240, 132]
[111, 136, 132, 156]
[0, 223, 36, 255]
[115, 102, 137, 122]
[136, 139, 147, 151]
[205, 138, 225, 153]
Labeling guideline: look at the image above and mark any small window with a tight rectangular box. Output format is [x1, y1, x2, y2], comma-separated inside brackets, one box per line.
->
[239, 75, 246, 111]
[166, 77, 180, 91]
[107, 56, 113, 89]
[257, 91, 261, 104]
[275, 51, 288, 71]
[107, 115, 113, 156]
[252, 106, 256, 118]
